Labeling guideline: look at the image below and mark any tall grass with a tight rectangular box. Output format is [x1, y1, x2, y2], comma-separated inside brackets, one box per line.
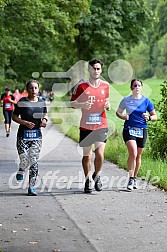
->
[105, 134, 167, 190]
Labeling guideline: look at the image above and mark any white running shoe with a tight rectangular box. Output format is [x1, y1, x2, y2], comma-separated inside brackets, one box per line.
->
[127, 178, 134, 190]
[133, 178, 138, 189]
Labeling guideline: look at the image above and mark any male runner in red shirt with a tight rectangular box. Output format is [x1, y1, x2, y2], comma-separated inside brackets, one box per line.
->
[71, 59, 111, 193]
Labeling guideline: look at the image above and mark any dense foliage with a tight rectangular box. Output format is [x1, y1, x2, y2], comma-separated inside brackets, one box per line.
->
[148, 81, 167, 159]
[75, 0, 153, 64]
[0, 0, 91, 91]
[0, 0, 153, 92]
[125, 0, 167, 79]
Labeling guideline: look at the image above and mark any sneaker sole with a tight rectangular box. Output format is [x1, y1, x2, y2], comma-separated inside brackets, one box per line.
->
[28, 192, 37, 196]
[95, 185, 102, 191]
[84, 189, 92, 193]
[127, 186, 133, 190]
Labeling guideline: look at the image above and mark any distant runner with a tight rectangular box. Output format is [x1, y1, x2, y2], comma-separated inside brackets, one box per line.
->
[0, 87, 16, 137]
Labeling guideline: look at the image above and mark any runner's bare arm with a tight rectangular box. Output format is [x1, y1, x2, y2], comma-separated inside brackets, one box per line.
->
[70, 100, 92, 110]
[104, 99, 111, 111]
[12, 114, 35, 129]
[116, 107, 129, 120]
[142, 110, 157, 121]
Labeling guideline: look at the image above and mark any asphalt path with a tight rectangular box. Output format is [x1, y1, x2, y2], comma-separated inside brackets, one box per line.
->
[0, 119, 167, 252]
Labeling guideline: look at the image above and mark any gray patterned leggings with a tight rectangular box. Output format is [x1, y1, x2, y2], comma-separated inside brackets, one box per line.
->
[17, 138, 42, 187]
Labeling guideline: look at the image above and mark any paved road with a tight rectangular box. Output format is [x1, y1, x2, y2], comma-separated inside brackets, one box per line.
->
[0, 119, 167, 252]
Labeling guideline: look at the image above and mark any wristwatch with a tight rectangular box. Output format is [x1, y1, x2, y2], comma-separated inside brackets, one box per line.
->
[42, 117, 48, 122]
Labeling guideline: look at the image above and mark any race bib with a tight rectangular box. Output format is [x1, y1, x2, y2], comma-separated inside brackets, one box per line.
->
[129, 127, 143, 138]
[86, 113, 102, 124]
[23, 129, 39, 140]
[5, 103, 11, 109]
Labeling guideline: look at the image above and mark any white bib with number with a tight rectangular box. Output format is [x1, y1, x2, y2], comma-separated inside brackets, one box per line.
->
[129, 127, 143, 138]
[5, 103, 11, 109]
[86, 113, 102, 124]
[23, 129, 39, 140]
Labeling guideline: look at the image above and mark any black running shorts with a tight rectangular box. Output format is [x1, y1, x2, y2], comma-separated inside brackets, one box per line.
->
[79, 128, 108, 147]
[123, 128, 147, 148]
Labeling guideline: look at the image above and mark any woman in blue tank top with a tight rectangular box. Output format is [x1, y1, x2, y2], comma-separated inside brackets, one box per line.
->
[116, 79, 157, 190]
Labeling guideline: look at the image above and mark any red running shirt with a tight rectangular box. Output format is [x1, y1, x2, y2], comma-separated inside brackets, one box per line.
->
[71, 80, 110, 130]
[1, 94, 15, 111]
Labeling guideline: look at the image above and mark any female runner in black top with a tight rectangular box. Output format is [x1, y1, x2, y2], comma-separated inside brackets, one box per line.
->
[12, 80, 48, 196]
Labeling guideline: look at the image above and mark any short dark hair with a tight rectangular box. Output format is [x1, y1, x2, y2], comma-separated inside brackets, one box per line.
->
[26, 79, 39, 91]
[89, 59, 104, 67]
[130, 79, 143, 89]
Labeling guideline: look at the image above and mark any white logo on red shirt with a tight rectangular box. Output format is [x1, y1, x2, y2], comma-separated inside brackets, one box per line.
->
[88, 96, 96, 104]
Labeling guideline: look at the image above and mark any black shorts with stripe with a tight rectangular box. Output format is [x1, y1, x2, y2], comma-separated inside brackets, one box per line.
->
[79, 128, 108, 147]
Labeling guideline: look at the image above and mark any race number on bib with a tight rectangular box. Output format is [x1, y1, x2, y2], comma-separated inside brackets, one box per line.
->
[86, 113, 102, 124]
[23, 129, 39, 140]
[5, 103, 11, 109]
[129, 127, 143, 138]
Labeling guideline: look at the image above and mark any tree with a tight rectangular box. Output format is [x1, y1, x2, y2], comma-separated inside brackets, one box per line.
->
[125, 42, 154, 79]
[156, 0, 167, 38]
[144, 0, 167, 76]
[155, 33, 167, 78]
[148, 81, 167, 159]
[0, 0, 91, 86]
[75, 0, 153, 65]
